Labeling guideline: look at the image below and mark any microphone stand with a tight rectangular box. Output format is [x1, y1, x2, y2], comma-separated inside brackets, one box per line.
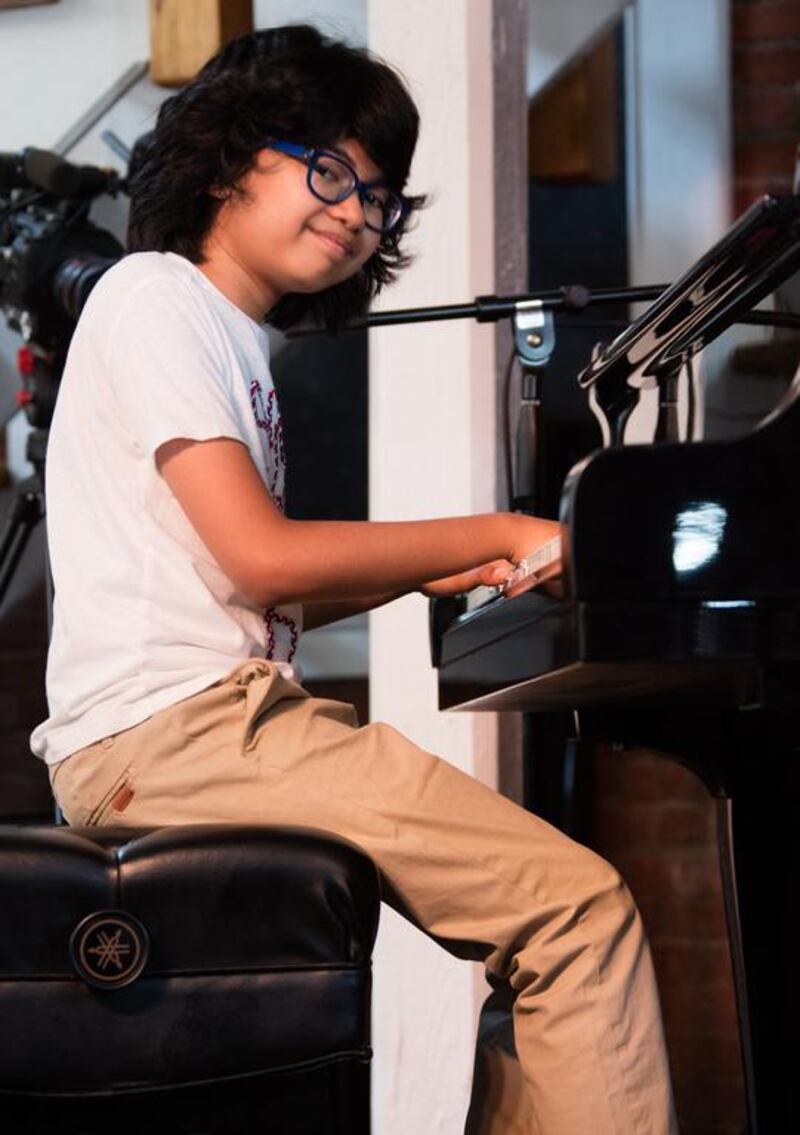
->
[509, 300, 555, 514]
[289, 283, 800, 517]
[288, 284, 800, 333]
[291, 284, 667, 515]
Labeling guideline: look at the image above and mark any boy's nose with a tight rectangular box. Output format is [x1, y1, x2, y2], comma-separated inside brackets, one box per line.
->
[327, 189, 366, 232]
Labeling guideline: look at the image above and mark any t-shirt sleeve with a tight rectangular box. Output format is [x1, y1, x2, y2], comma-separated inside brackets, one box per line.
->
[103, 273, 247, 459]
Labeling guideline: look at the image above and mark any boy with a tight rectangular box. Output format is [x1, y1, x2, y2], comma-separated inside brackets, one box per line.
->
[33, 25, 676, 1134]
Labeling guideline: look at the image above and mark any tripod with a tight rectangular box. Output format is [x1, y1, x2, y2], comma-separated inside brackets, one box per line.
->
[0, 406, 59, 821]
[0, 427, 50, 622]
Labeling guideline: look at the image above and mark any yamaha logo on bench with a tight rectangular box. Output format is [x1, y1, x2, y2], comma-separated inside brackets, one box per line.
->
[70, 910, 150, 990]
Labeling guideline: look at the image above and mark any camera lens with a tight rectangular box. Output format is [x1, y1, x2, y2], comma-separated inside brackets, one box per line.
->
[52, 255, 116, 321]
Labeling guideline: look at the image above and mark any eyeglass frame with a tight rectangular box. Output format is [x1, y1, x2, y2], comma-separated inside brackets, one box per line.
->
[265, 139, 409, 235]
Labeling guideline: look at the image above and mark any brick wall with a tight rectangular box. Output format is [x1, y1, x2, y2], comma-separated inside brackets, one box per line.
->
[0, 489, 53, 821]
[732, 0, 800, 213]
[589, 749, 745, 1134]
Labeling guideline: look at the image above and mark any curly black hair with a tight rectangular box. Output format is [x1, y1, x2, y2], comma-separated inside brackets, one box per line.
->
[127, 24, 425, 332]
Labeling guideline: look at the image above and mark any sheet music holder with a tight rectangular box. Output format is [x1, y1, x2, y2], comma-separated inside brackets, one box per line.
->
[578, 194, 800, 445]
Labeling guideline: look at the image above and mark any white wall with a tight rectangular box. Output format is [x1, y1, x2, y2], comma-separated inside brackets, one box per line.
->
[367, 2, 500, 1131]
[627, 0, 731, 286]
[0, 0, 149, 151]
[255, 0, 365, 41]
[528, 0, 628, 96]
[626, 0, 731, 440]
[0, 0, 369, 152]
[0, 0, 366, 154]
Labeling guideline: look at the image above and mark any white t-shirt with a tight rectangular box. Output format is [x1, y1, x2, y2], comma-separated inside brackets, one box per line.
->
[30, 251, 303, 766]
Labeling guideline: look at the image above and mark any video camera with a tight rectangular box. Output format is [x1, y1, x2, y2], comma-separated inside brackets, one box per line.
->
[0, 141, 142, 430]
[0, 136, 152, 608]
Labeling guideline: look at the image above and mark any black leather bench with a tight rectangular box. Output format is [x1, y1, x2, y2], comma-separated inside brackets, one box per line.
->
[0, 823, 380, 1134]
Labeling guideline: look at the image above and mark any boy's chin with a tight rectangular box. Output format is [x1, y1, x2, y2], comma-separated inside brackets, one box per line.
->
[290, 269, 352, 295]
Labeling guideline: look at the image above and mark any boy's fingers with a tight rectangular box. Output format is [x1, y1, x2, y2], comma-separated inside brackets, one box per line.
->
[486, 562, 515, 585]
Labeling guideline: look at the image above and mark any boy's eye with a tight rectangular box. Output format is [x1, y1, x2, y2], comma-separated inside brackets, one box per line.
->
[313, 156, 348, 186]
[364, 189, 392, 220]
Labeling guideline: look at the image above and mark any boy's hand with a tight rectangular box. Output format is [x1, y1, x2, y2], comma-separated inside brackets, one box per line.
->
[505, 515, 562, 566]
[420, 559, 515, 598]
[420, 517, 565, 600]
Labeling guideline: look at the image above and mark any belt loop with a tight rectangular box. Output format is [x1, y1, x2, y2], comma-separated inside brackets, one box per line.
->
[235, 659, 273, 688]
[239, 661, 276, 753]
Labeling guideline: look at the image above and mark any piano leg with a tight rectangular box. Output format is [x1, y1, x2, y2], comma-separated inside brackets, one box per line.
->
[714, 707, 797, 1134]
[522, 711, 594, 842]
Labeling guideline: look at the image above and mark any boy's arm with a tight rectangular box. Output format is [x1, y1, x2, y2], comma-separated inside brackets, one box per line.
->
[156, 437, 561, 608]
[303, 593, 403, 631]
[302, 553, 521, 629]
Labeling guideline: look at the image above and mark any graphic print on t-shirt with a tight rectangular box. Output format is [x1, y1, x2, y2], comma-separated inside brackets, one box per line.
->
[250, 378, 286, 509]
[250, 377, 299, 661]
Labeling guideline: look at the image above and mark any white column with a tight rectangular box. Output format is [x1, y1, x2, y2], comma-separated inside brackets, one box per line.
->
[367, 2, 499, 1131]
[628, 0, 732, 287]
[624, 0, 732, 442]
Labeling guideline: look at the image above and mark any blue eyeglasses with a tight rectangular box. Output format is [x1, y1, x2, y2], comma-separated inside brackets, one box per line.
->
[267, 140, 407, 235]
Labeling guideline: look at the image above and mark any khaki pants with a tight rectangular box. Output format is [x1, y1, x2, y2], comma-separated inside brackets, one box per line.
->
[50, 659, 677, 1134]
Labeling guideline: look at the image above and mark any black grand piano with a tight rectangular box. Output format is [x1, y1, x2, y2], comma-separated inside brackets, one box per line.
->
[432, 195, 800, 1134]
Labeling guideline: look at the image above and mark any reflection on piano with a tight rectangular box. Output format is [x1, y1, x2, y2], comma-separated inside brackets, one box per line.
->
[432, 195, 800, 1134]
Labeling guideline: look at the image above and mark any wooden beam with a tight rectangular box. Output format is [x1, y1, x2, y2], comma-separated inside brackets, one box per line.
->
[528, 28, 618, 184]
[149, 0, 253, 88]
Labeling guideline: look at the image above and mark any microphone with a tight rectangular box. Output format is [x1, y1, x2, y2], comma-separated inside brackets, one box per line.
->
[0, 147, 119, 197]
[23, 148, 120, 197]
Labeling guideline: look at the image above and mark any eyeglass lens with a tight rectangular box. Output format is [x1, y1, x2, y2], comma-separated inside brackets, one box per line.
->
[308, 153, 401, 232]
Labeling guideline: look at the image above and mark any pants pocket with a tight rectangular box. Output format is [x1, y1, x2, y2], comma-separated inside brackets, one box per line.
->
[85, 762, 138, 826]
[50, 736, 137, 827]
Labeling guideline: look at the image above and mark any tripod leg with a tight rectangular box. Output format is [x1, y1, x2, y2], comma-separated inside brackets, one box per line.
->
[0, 484, 44, 608]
